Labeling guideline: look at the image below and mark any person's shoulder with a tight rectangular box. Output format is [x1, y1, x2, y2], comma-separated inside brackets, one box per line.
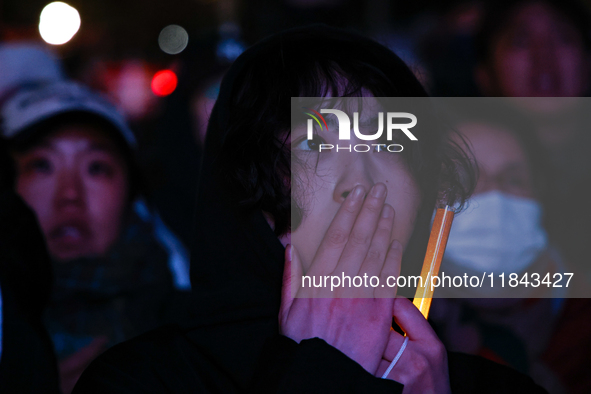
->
[101, 324, 188, 359]
[73, 324, 209, 393]
[448, 352, 548, 394]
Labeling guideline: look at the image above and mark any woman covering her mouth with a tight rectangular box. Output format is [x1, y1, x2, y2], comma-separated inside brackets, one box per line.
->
[74, 25, 546, 393]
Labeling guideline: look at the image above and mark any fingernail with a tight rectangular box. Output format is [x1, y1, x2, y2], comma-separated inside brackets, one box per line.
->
[352, 185, 365, 201]
[371, 183, 386, 198]
[287, 244, 293, 262]
[382, 205, 393, 218]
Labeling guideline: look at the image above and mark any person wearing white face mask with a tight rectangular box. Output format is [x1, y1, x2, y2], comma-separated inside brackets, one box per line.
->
[445, 190, 549, 279]
[429, 109, 591, 394]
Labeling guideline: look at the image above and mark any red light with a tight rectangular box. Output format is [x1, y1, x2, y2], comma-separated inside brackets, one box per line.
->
[151, 70, 178, 96]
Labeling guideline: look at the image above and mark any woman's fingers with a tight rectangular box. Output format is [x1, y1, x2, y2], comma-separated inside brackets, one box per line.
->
[392, 296, 438, 342]
[307, 185, 366, 276]
[381, 298, 451, 394]
[334, 183, 388, 277]
[383, 329, 408, 363]
[375, 239, 402, 299]
[358, 203, 394, 279]
[375, 358, 393, 379]
[381, 329, 450, 394]
[304, 183, 392, 296]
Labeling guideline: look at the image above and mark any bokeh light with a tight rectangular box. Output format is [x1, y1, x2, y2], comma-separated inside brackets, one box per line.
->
[158, 25, 189, 55]
[39, 2, 81, 45]
[151, 70, 178, 96]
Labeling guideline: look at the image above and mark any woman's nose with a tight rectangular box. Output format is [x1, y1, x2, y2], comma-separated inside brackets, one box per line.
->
[332, 159, 374, 203]
[54, 169, 85, 208]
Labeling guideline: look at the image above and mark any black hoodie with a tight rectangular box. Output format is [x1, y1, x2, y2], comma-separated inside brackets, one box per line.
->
[0, 189, 60, 393]
[74, 26, 547, 394]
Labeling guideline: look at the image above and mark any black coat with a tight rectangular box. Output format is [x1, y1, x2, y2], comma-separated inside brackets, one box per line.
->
[0, 189, 60, 393]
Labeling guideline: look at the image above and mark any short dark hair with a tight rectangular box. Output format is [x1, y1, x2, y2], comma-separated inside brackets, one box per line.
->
[475, 0, 591, 66]
[211, 25, 476, 268]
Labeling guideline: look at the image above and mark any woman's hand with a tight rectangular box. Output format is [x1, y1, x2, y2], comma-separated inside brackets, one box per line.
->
[279, 183, 403, 374]
[377, 297, 451, 394]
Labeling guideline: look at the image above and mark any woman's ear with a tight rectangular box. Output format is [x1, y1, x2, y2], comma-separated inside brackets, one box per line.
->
[262, 211, 275, 232]
[263, 210, 291, 247]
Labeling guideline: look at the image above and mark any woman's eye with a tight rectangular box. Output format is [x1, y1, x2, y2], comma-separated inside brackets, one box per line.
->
[88, 161, 114, 177]
[296, 135, 326, 151]
[502, 173, 533, 195]
[506, 177, 532, 193]
[28, 158, 52, 174]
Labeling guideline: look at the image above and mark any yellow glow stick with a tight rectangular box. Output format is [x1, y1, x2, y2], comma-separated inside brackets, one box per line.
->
[412, 205, 455, 319]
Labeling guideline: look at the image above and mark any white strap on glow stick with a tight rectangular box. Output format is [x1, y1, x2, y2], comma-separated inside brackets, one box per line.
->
[381, 336, 409, 379]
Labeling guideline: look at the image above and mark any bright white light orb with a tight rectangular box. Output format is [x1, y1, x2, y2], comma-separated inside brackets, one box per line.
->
[158, 25, 189, 55]
[39, 2, 81, 45]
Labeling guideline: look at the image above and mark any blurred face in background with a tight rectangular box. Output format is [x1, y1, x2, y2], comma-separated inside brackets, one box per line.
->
[446, 122, 548, 278]
[13, 124, 129, 261]
[478, 1, 590, 97]
[457, 122, 535, 199]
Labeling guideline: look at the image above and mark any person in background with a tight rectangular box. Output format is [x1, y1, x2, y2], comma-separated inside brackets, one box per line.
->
[430, 105, 591, 394]
[473, 0, 591, 184]
[474, 0, 590, 98]
[473, 0, 591, 280]
[0, 42, 65, 393]
[1, 81, 191, 393]
[0, 136, 60, 393]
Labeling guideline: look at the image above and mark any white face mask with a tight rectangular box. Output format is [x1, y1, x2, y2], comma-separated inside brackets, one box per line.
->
[444, 191, 548, 276]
